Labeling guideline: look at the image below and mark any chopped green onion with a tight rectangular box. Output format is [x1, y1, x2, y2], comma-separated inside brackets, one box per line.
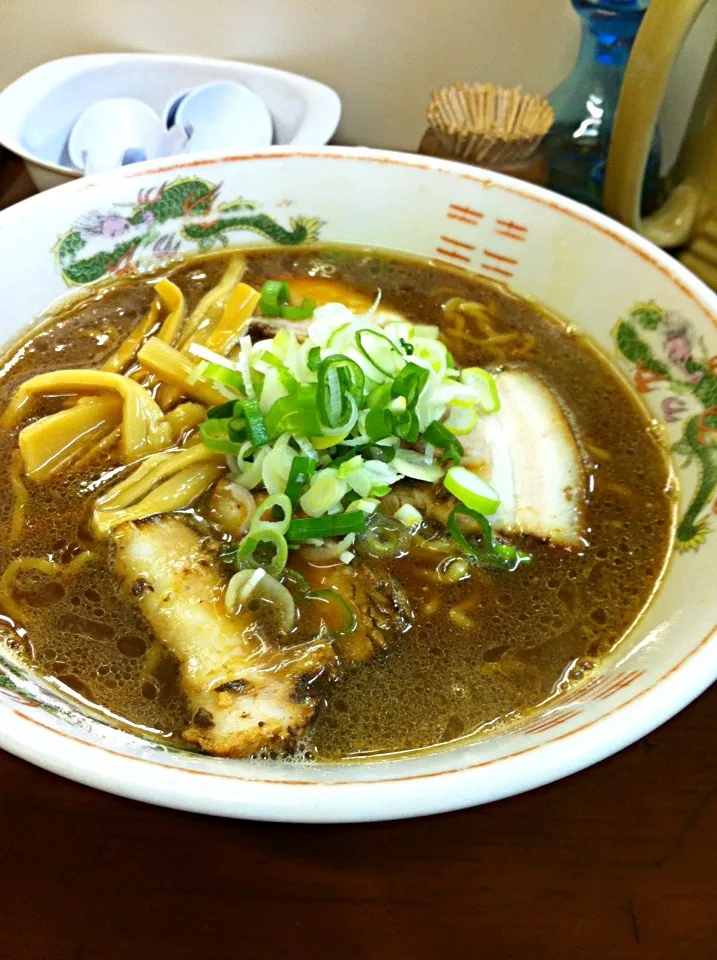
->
[227, 417, 247, 442]
[424, 420, 464, 464]
[286, 511, 368, 541]
[460, 367, 500, 414]
[355, 329, 403, 377]
[447, 504, 493, 562]
[494, 541, 532, 567]
[259, 280, 291, 317]
[317, 354, 365, 430]
[236, 527, 289, 578]
[207, 400, 239, 420]
[250, 493, 293, 536]
[355, 512, 409, 560]
[444, 466, 500, 514]
[259, 351, 283, 370]
[391, 362, 429, 408]
[367, 443, 396, 463]
[444, 404, 478, 436]
[265, 385, 321, 438]
[446, 504, 531, 570]
[281, 298, 317, 321]
[238, 398, 268, 446]
[299, 469, 349, 517]
[400, 338, 414, 355]
[394, 409, 420, 443]
[365, 406, 394, 442]
[259, 281, 316, 321]
[285, 455, 315, 508]
[259, 352, 299, 393]
[345, 497, 380, 514]
[303, 590, 356, 636]
[333, 443, 396, 467]
[283, 567, 310, 596]
[394, 503, 423, 529]
[392, 449, 443, 482]
[307, 346, 322, 371]
[199, 418, 244, 455]
[367, 381, 392, 410]
[202, 361, 244, 393]
[225, 568, 266, 613]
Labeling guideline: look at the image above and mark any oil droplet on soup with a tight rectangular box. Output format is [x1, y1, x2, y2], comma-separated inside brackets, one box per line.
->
[0, 249, 675, 759]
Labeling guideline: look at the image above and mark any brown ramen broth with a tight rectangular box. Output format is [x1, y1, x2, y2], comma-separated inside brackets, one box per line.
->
[0, 248, 675, 760]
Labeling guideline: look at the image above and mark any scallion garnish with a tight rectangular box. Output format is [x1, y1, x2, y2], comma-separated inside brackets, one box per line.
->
[259, 281, 317, 321]
[265, 385, 322, 438]
[444, 465, 499, 514]
[202, 361, 244, 394]
[196, 285, 510, 557]
[207, 399, 239, 420]
[285, 455, 315, 508]
[250, 493, 293, 535]
[317, 355, 365, 430]
[235, 527, 289, 578]
[259, 280, 291, 317]
[446, 504, 531, 570]
[394, 409, 420, 443]
[281, 298, 317, 321]
[227, 417, 247, 443]
[424, 420, 464, 464]
[355, 329, 403, 377]
[391, 362, 429, 408]
[199, 418, 245, 455]
[239, 398, 269, 447]
[365, 406, 394, 442]
[286, 511, 368, 542]
[302, 589, 357, 636]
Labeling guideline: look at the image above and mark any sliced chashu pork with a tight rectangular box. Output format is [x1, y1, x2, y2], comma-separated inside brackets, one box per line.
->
[462, 370, 585, 547]
[114, 516, 336, 756]
[382, 370, 586, 548]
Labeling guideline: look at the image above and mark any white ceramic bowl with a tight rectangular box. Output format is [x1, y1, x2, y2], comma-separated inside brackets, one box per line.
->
[0, 54, 341, 190]
[0, 147, 715, 822]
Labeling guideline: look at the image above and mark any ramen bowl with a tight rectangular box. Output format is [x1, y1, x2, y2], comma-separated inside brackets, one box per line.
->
[0, 147, 715, 822]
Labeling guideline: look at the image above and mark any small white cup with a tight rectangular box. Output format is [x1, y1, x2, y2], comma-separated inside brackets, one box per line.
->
[69, 98, 166, 174]
[175, 81, 273, 150]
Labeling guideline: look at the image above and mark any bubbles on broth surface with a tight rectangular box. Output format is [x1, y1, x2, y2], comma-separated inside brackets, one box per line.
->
[0, 248, 675, 760]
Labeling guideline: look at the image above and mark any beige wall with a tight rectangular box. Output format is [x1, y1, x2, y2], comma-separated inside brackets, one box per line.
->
[0, 0, 715, 169]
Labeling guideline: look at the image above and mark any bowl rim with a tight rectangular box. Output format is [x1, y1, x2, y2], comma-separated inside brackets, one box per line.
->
[0, 145, 716, 822]
[0, 52, 342, 176]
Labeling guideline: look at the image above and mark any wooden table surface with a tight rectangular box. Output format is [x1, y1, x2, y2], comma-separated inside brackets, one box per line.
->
[1, 149, 716, 960]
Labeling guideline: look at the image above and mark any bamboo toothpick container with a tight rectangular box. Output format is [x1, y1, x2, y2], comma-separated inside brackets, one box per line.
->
[420, 83, 555, 185]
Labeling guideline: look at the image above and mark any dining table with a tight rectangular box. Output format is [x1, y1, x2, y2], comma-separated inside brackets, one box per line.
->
[1, 147, 716, 960]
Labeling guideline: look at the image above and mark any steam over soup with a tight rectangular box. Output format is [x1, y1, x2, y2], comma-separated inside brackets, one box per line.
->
[0, 249, 675, 760]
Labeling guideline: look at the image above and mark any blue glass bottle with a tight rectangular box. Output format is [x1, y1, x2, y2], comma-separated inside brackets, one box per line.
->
[544, 0, 661, 212]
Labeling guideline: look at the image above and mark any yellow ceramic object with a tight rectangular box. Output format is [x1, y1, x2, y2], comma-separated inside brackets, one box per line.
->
[604, 0, 717, 289]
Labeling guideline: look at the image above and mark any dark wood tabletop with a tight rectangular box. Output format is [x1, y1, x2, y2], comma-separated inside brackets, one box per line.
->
[1, 149, 716, 960]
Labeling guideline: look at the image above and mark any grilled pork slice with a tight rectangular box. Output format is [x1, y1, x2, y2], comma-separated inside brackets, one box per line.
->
[113, 516, 336, 757]
[383, 371, 586, 547]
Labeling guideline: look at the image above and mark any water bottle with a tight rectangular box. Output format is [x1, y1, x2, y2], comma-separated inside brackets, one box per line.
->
[544, 0, 661, 212]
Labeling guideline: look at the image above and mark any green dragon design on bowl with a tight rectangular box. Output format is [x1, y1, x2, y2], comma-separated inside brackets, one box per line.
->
[53, 175, 324, 287]
[613, 301, 717, 552]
